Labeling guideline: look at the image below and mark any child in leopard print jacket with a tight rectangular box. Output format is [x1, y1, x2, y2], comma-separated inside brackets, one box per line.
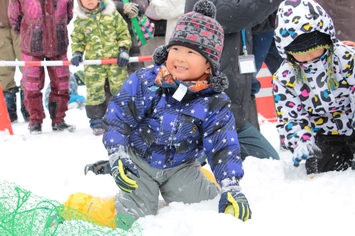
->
[273, 0, 355, 174]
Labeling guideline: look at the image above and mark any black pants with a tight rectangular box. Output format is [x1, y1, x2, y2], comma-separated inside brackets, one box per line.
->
[314, 132, 355, 172]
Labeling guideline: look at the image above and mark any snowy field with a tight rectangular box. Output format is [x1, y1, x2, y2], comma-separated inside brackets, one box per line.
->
[1, 106, 354, 235]
[1, 3, 354, 234]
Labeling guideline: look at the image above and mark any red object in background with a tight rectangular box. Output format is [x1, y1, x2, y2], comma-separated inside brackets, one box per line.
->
[255, 63, 277, 122]
[0, 85, 14, 135]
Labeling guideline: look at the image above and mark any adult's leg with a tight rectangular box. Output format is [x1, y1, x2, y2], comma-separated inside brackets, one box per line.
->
[11, 29, 30, 121]
[238, 122, 280, 160]
[47, 54, 70, 125]
[0, 28, 17, 90]
[21, 54, 46, 125]
[249, 31, 275, 129]
[252, 30, 274, 72]
[248, 95, 260, 131]
[3, 87, 18, 122]
[0, 28, 18, 122]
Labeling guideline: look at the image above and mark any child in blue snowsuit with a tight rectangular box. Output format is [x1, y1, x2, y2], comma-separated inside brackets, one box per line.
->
[84, 0, 251, 223]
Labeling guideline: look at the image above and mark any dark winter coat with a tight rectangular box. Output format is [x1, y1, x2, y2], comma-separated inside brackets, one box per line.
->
[316, 0, 355, 41]
[103, 65, 244, 184]
[8, 0, 73, 57]
[185, 0, 283, 130]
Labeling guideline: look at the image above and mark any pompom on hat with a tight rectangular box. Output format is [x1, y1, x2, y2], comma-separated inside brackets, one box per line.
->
[152, 0, 228, 92]
[285, 31, 332, 54]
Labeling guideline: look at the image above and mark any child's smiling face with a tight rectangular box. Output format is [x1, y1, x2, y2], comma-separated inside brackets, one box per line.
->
[166, 45, 211, 81]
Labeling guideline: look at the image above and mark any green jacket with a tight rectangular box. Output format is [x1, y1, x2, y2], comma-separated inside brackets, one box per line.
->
[71, 0, 131, 59]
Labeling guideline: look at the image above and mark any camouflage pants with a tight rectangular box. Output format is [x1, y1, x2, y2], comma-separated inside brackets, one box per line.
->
[84, 64, 128, 105]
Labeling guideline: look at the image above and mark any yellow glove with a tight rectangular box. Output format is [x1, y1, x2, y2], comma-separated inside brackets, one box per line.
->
[221, 191, 251, 221]
[218, 178, 251, 221]
[109, 151, 140, 193]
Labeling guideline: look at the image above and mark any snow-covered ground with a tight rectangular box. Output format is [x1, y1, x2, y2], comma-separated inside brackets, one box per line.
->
[1, 106, 354, 235]
[1, 3, 354, 234]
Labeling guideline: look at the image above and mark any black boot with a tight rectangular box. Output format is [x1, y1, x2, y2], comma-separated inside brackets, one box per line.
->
[28, 123, 42, 135]
[49, 101, 76, 132]
[19, 87, 30, 122]
[52, 122, 76, 132]
[3, 87, 18, 123]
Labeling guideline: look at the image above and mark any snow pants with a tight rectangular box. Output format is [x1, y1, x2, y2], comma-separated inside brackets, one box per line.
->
[83, 64, 127, 128]
[21, 53, 70, 125]
[114, 148, 220, 220]
[62, 166, 218, 228]
[314, 132, 355, 172]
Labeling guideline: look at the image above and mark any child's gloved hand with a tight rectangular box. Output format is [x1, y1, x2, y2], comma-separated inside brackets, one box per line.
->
[117, 48, 129, 68]
[218, 178, 251, 222]
[292, 143, 323, 167]
[71, 52, 83, 66]
[109, 150, 140, 193]
[123, 3, 140, 18]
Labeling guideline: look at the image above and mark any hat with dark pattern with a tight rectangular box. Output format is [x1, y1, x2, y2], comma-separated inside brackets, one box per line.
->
[153, 0, 224, 76]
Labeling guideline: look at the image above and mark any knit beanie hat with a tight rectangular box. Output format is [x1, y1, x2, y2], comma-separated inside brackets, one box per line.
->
[285, 31, 332, 54]
[152, 0, 228, 92]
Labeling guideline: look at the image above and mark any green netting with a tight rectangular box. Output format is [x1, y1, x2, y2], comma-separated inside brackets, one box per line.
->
[0, 181, 142, 236]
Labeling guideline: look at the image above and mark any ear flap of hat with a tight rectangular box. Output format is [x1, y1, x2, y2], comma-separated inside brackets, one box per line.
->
[209, 72, 229, 92]
[153, 45, 169, 65]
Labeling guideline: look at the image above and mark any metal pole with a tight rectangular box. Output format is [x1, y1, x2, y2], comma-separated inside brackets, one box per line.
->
[0, 55, 152, 67]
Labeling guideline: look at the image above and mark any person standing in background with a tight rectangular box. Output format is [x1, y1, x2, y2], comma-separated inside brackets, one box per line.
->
[147, 0, 185, 44]
[139, 0, 166, 67]
[113, 0, 146, 74]
[8, 0, 75, 134]
[250, 11, 283, 131]
[0, 0, 29, 123]
[70, 0, 132, 136]
[185, 0, 283, 161]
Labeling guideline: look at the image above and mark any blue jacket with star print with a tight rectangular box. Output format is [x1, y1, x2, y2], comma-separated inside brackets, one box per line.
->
[102, 65, 244, 184]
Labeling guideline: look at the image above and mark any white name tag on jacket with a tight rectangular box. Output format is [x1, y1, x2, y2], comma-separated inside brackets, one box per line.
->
[173, 83, 187, 101]
[238, 54, 257, 74]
